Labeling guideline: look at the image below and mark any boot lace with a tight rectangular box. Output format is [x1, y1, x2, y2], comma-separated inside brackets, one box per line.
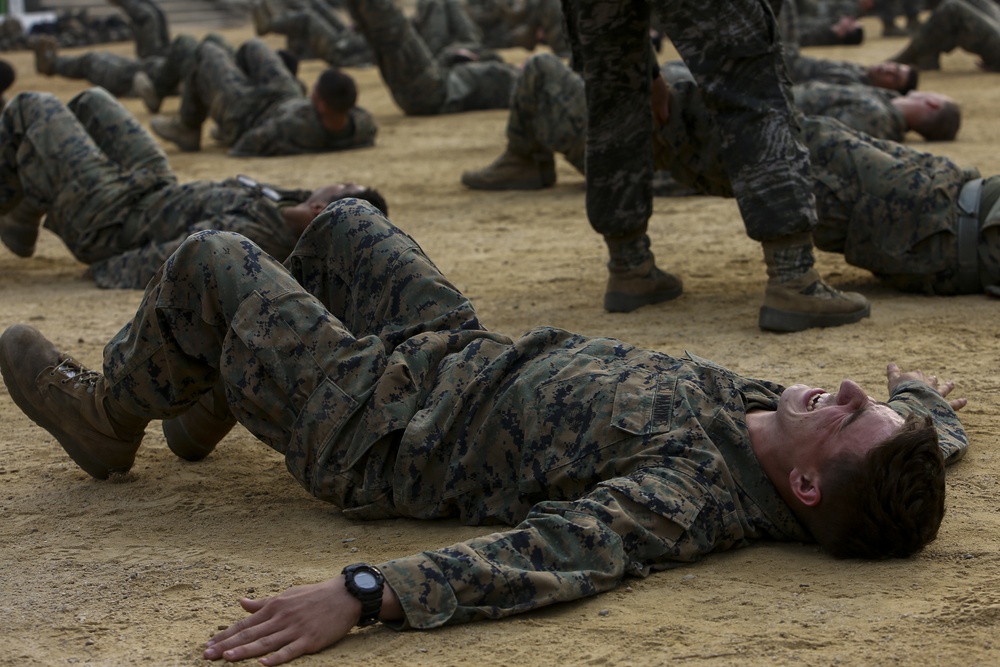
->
[51, 358, 102, 394]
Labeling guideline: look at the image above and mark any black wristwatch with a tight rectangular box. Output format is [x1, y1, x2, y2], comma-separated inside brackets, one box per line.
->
[341, 563, 385, 627]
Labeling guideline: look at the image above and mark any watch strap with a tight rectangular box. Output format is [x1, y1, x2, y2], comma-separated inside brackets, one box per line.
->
[341, 563, 384, 627]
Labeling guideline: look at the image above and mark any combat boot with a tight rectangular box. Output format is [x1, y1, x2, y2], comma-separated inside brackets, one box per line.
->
[131, 71, 161, 114]
[33, 36, 58, 76]
[461, 150, 556, 190]
[0, 325, 149, 479]
[161, 383, 236, 462]
[150, 116, 201, 152]
[758, 234, 870, 332]
[0, 200, 44, 258]
[603, 230, 683, 312]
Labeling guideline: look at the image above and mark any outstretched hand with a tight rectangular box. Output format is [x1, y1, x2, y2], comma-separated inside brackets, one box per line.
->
[886, 362, 967, 412]
[204, 577, 360, 665]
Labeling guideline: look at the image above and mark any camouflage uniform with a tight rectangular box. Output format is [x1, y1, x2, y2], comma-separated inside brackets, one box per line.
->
[788, 54, 871, 86]
[562, 0, 816, 245]
[489, 57, 1000, 293]
[892, 0, 1000, 71]
[413, 0, 486, 55]
[97, 200, 968, 627]
[47, 33, 200, 99]
[264, 1, 374, 66]
[464, 0, 569, 53]
[792, 81, 907, 142]
[794, 0, 862, 46]
[113, 0, 171, 59]
[178, 38, 377, 156]
[345, 0, 519, 115]
[0, 89, 301, 289]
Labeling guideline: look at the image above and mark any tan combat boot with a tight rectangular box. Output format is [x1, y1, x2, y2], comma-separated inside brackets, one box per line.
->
[604, 230, 683, 312]
[150, 115, 201, 152]
[33, 35, 57, 75]
[0, 200, 45, 258]
[759, 235, 870, 332]
[161, 383, 237, 462]
[0, 325, 149, 479]
[461, 150, 556, 190]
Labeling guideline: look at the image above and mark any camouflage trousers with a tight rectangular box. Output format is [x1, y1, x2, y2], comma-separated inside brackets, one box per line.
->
[180, 38, 296, 144]
[104, 200, 484, 504]
[564, 0, 816, 241]
[506, 53, 587, 172]
[52, 34, 198, 99]
[346, 0, 452, 114]
[346, 0, 516, 115]
[413, 0, 484, 55]
[895, 0, 1000, 71]
[0, 88, 174, 263]
[115, 0, 170, 59]
[268, 8, 373, 67]
[53, 51, 153, 97]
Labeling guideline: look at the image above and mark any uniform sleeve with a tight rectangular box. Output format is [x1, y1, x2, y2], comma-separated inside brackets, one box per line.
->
[888, 380, 969, 464]
[229, 107, 377, 157]
[378, 465, 739, 630]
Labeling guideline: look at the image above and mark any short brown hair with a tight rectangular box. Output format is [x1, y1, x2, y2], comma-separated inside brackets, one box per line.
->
[807, 413, 945, 559]
[913, 99, 961, 141]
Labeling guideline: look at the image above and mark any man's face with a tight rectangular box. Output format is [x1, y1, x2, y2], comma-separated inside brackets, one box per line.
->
[868, 62, 912, 91]
[774, 380, 905, 469]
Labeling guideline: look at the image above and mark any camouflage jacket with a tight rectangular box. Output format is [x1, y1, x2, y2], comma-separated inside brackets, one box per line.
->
[789, 55, 870, 86]
[793, 82, 907, 142]
[84, 178, 304, 288]
[370, 332, 967, 628]
[228, 101, 377, 157]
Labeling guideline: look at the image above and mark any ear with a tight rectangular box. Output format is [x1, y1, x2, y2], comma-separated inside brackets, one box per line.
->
[789, 468, 822, 507]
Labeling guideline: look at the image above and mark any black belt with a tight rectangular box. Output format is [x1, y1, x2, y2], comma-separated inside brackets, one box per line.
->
[957, 177, 983, 294]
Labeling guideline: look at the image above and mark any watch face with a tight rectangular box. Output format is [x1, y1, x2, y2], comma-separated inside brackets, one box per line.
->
[354, 571, 378, 590]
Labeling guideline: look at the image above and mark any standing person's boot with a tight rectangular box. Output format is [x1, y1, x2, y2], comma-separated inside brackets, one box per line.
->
[603, 229, 683, 312]
[161, 383, 236, 462]
[0, 324, 149, 479]
[0, 199, 45, 258]
[758, 233, 870, 332]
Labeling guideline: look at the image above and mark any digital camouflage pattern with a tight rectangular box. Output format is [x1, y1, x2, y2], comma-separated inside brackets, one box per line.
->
[505, 53, 586, 172]
[345, 0, 518, 115]
[789, 54, 870, 86]
[492, 54, 1000, 293]
[97, 201, 968, 629]
[48, 33, 200, 99]
[892, 0, 1000, 71]
[51, 50, 152, 97]
[562, 0, 817, 242]
[0, 89, 301, 288]
[179, 38, 377, 156]
[114, 0, 171, 59]
[792, 81, 906, 142]
[413, 0, 485, 55]
[265, 3, 374, 67]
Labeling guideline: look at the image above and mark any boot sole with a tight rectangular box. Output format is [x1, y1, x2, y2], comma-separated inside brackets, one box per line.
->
[604, 284, 683, 313]
[0, 349, 130, 480]
[758, 303, 871, 333]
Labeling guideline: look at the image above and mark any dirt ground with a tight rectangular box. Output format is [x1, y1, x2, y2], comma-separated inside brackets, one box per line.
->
[2, 17, 999, 667]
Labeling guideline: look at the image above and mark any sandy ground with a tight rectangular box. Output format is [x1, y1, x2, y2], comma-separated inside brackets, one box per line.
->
[1, 17, 999, 667]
